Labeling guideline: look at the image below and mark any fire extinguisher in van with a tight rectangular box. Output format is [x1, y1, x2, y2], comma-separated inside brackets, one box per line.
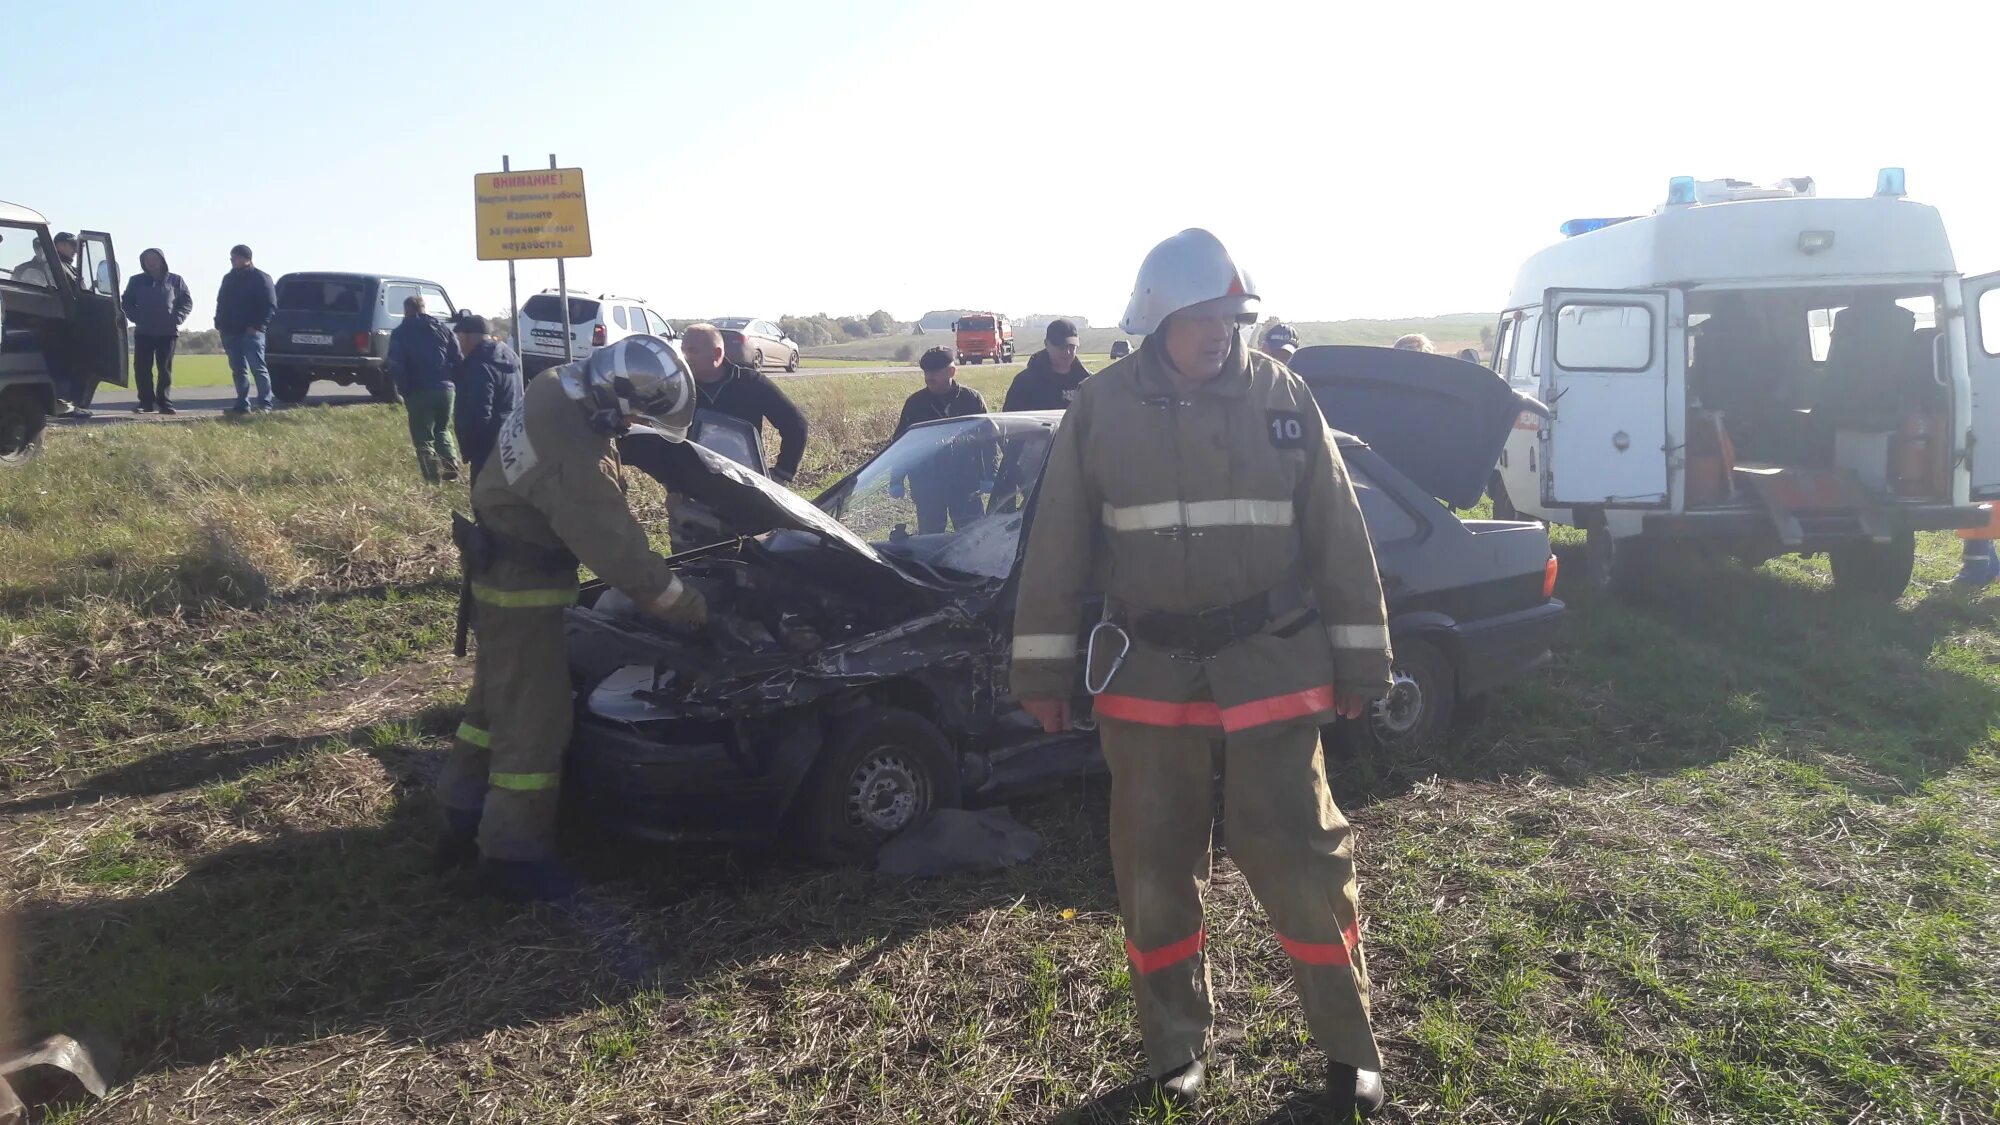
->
[1892, 412, 1938, 498]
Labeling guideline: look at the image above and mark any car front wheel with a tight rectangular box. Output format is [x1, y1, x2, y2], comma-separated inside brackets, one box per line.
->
[785, 350, 800, 373]
[271, 368, 312, 404]
[1339, 636, 1456, 757]
[798, 705, 961, 864]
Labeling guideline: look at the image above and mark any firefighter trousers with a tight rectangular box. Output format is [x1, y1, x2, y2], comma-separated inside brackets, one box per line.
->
[1100, 717, 1380, 1077]
[437, 567, 577, 861]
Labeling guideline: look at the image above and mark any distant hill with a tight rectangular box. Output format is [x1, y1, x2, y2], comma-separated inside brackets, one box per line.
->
[808, 312, 1496, 361]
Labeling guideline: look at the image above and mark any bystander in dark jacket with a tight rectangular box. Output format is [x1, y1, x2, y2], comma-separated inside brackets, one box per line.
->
[451, 315, 524, 479]
[122, 248, 193, 413]
[388, 296, 463, 483]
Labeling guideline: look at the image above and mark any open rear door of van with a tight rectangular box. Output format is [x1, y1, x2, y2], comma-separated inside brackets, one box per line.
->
[1539, 288, 1678, 508]
[1963, 271, 2000, 500]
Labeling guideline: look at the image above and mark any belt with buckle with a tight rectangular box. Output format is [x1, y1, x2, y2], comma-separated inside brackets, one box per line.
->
[1123, 583, 1312, 657]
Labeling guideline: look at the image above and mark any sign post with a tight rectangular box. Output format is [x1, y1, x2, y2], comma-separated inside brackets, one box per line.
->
[474, 159, 592, 362]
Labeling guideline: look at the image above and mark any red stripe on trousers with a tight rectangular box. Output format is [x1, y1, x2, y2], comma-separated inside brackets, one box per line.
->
[1126, 929, 1206, 975]
[1095, 685, 1336, 732]
[1277, 922, 1361, 967]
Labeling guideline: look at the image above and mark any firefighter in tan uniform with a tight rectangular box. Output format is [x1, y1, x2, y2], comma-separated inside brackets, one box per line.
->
[437, 336, 708, 901]
[1012, 229, 1393, 1116]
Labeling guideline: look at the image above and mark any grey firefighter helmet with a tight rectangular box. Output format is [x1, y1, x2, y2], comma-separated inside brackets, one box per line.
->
[560, 335, 696, 438]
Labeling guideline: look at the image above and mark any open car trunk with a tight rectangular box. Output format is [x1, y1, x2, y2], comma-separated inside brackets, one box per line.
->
[1289, 345, 1548, 509]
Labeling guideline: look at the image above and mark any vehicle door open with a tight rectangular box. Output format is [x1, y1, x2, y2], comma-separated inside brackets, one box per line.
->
[1964, 271, 2000, 500]
[1539, 288, 1678, 507]
[75, 231, 129, 389]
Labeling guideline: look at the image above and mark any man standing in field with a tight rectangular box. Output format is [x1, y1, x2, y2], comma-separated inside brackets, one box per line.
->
[451, 314, 523, 482]
[890, 346, 991, 534]
[680, 323, 810, 484]
[1002, 318, 1091, 411]
[1011, 229, 1393, 1117]
[388, 294, 462, 483]
[215, 244, 277, 414]
[122, 248, 194, 414]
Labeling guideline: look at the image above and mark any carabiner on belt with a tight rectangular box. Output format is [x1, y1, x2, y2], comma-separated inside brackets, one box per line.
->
[1083, 613, 1131, 697]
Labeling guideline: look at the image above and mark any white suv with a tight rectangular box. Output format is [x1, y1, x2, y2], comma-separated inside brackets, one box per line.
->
[518, 290, 678, 375]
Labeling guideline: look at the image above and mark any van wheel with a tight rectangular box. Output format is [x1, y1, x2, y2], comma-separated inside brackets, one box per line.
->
[797, 705, 960, 865]
[1829, 532, 1916, 602]
[1582, 528, 1656, 597]
[0, 390, 47, 464]
[271, 369, 312, 405]
[1339, 637, 1455, 757]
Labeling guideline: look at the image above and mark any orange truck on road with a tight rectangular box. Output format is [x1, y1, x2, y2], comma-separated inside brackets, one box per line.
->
[951, 313, 1014, 364]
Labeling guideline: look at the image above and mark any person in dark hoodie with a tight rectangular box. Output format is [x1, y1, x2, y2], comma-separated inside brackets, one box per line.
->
[122, 248, 194, 414]
[215, 243, 277, 414]
[1002, 319, 1092, 411]
[450, 314, 523, 481]
[891, 346, 992, 534]
[387, 294, 462, 483]
[679, 322, 809, 483]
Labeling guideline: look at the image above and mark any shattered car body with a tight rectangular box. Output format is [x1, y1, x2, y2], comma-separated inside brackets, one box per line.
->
[565, 352, 1564, 858]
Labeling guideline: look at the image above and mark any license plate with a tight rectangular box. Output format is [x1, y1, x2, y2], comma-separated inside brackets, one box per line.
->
[291, 333, 333, 346]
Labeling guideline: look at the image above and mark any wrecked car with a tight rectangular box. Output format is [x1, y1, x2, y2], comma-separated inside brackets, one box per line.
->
[564, 348, 1565, 860]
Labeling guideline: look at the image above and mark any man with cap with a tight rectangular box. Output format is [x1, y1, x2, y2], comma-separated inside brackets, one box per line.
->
[437, 335, 708, 901]
[451, 314, 524, 482]
[14, 234, 94, 416]
[890, 346, 991, 534]
[1261, 322, 1300, 366]
[215, 244, 278, 414]
[1002, 318, 1092, 412]
[1010, 228, 1393, 1116]
[388, 294, 463, 483]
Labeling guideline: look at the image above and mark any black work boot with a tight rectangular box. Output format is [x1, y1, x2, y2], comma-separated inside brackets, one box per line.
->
[1328, 1062, 1386, 1119]
[1157, 1059, 1206, 1107]
[431, 807, 481, 873]
[476, 857, 579, 902]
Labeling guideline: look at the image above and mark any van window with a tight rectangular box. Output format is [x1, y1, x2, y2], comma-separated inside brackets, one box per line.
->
[419, 286, 451, 317]
[1983, 289, 2000, 357]
[1517, 313, 1541, 384]
[523, 294, 601, 325]
[1553, 302, 1653, 371]
[381, 283, 421, 318]
[278, 277, 369, 314]
[1809, 296, 1939, 362]
[1493, 317, 1518, 381]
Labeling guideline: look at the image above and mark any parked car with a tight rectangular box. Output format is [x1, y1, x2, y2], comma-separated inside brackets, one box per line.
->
[0, 202, 127, 461]
[560, 347, 1564, 859]
[711, 317, 800, 372]
[1110, 339, 1131, 360]
[265, 273, 455, 404]
[518, 291, 676, 377]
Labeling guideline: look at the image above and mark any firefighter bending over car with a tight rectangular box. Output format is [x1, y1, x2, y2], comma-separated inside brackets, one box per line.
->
[1011, 229, 1394, 1117]
[437, 336, 708, 902]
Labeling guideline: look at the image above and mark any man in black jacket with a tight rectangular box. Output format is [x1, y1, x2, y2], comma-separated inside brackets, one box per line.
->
[892, 347, 991, 534]
[1002, 318, 1091, 411]
[451, 314, 523, 480]
[680, 323, 809, 484]
[215, 243, 277, 414]
[122, 248, 194, 414]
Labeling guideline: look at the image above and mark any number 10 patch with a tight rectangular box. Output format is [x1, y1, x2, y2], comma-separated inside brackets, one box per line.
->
[1266, 410, 1308, 449]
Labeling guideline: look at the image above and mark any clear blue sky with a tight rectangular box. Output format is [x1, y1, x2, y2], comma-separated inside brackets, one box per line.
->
[10, 0, 1999, 328]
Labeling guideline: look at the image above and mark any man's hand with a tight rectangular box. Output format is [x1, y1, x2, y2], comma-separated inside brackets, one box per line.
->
[1334, 692, 1372, 721]
[645, 583, 708, 630]
[1021, 697, 1071, 733]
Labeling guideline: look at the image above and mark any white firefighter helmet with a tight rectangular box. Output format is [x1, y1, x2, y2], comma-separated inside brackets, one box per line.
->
[559, 335, 696, 438]
[1118, 228, 1259, 336]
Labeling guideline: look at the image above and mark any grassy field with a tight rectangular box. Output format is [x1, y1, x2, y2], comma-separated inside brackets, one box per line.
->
[805, 315, 1494, 363]
[2, 392, 1997, 1123]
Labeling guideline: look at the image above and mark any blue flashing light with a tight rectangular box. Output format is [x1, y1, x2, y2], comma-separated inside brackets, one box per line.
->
[1876, 167, 1907, 197]
[1559, 216, 1640, 238]
[1666, 176, 1698, 205]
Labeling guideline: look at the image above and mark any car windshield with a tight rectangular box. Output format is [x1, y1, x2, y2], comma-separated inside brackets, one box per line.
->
[712, 317, 751, 329]
[817, 415, 1056, 581]
[958, 316, 994, 331]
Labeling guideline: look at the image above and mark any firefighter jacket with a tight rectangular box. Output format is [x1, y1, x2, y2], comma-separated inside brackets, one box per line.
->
[471, 370, 681, 606]
[1009, 336, 1392, 731]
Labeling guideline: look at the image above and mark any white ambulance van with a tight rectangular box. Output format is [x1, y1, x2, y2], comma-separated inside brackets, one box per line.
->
[1488, 170, 1996, 599]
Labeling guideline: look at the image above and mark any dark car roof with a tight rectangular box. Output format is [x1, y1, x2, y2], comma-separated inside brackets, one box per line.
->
[276, 271, 446, 286]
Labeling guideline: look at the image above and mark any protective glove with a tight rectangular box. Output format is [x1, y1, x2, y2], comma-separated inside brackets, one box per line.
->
[645, 581, 708, 629]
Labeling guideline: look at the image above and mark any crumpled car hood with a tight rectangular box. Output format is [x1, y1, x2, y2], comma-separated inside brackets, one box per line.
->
[1290, 345, 1550, 509]
[617, 427, 930, 586]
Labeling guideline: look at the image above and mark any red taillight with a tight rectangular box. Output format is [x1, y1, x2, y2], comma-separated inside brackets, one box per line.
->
[352, 330, 370, 352]
[592, 323, 607, 347]
[1543, 555, 1559, 599]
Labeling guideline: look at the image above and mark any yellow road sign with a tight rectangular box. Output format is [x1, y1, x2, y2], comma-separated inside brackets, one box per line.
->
[474, 167, 591, 260]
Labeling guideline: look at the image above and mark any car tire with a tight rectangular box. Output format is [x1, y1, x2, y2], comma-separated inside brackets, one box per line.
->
[271, 368, 312, 405]
[0, 388, 47, 465]
[1828, 531, 1916, 602]
[798, 705, 961, 864]
[785, 350, 800, 373]
[753, 348, 765, 371]
[1340, 636, 1455, 757]
[362, 373, 400, 404]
